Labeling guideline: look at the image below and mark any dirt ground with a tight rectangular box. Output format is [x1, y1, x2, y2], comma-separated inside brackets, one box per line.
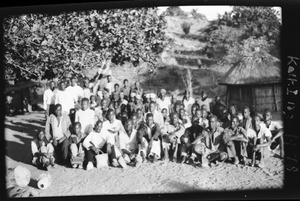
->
[5, 111, 284, 197]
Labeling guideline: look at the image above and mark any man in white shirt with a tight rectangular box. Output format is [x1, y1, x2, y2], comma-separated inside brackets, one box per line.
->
[43, 81, 56, 117]
[144, 101, 164, 128]
[83, 120, 116, 170]
[105, 75, 114, 96]
[55, 81, 75, 115]
[75, 98, 96, 135]
[66, 77, 84, 104]
[156, 89, 171, 114]
[198, 91, 213, 112]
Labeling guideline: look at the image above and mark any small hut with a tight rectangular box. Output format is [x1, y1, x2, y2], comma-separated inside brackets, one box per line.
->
[219, 56, 282, 113]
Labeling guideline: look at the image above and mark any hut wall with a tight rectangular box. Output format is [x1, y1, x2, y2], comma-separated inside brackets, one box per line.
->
[227, 86, 253, 111]
[254, 84, 282, 112]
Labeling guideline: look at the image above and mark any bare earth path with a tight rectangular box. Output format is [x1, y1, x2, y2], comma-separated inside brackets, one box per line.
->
[5, 112, 284, 196]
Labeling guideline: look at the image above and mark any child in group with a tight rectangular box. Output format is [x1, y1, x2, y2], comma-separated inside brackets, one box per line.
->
[263, 109, 284, 158]
[70, 122, 86, 169]
[90, 95, 97, 110]
[190, 104, 199, 119]
[190, 128, 210, 167]
[179, 108, 192, 129]
[247, 115, 272, 168]
[111, 83, 121, 109]
[161, 108, 170, 124]
[200, 109, 209, 128]
[31, 130, 55, 170]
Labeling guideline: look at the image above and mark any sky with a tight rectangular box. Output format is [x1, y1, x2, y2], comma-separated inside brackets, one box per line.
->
[157, 6, 282, 22]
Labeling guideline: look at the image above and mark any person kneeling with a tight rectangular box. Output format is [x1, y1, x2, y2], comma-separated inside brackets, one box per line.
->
[83, 120, 115, 170]
[31, 131, 55, 170]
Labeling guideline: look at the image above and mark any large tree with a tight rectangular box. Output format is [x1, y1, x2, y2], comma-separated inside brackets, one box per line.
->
[3, 7, 167, 82]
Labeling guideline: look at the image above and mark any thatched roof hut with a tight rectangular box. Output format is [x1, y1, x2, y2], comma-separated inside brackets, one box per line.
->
[219, 56, 282, 112]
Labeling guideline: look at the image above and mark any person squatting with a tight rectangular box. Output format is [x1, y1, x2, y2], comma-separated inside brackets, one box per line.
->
[32, 72, 284, 170]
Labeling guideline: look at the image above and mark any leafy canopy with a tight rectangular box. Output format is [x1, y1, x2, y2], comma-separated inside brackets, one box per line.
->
[4, 7, 167, 82]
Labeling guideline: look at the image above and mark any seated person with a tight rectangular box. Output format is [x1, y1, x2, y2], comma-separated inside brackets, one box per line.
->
[263, 109, 284, 158]
[205, 115, 228, 166]
[246, 115, 272, 168]
[136, 113, 162, 163]
[223, 116, 248, 165]
[161, 112, 185, 162]
[190, 104, 199, 119]
[70, 122, 86, 169]
[103, 109, 128, 168]
[219, 108, 231, 129]
[31, 130, 55, 170]
[6, 94, 16, 117]
[180, 116, 203, 164]
[83, 120, 117, 170]
[200, 108, 209, 128]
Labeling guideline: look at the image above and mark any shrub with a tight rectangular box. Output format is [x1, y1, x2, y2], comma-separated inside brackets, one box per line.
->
[181, 22, 191, 35]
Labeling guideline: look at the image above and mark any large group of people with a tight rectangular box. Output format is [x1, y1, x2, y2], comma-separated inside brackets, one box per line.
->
[31, 71, 284, 171]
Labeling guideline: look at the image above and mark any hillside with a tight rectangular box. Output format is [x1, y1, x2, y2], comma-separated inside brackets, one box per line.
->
[111, 15, 229, 99]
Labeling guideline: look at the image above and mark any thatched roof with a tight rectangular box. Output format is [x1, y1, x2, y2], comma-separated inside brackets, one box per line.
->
[219, 56, 281, 85]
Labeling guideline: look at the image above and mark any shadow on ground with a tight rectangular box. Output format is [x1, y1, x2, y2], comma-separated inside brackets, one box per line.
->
[5, 121, 45, 165]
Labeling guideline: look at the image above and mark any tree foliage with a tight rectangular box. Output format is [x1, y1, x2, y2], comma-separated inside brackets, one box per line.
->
[203, 6, 281, 63]
[3, 7, 167, 82]
[181, 22, 191, 35]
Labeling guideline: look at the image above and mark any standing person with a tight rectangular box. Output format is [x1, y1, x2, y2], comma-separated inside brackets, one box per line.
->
[90, 95, 97, 110]
[45, 104, 72, 165]
[82, 78, 92, 99]
[145, 101, 164, 128]
[182, 91, 195, 117]
[180, 116, 203, 164]
[156, 89, 171, 115]
[75, 98, 96, 135]
[223, 116, 248, 165]
[263, 109, 284, 158]
[43, 81, 56, 117]
[247, 115, 272, 168]
[121, 79, 131, 101]
[144, 94, 151, 113]
[69, 122, 86, 169]
[198, 91, 213, 113]
[83, 120, 117, 170]
[66, 77, 84, 105]
[130, 81, 143, 96]
[55, 81, 75, 115]
[105, 75, 114, 96]
[127, 93, 136, 119]
[161, 113, 185, 162]
[111, 83, 121, 110]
